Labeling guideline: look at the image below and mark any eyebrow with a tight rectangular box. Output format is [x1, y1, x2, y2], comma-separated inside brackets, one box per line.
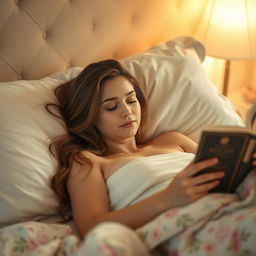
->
[101, 90, 135, 104]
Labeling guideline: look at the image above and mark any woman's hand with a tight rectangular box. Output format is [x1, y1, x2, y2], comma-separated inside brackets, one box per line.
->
[161, 158, 224, 208]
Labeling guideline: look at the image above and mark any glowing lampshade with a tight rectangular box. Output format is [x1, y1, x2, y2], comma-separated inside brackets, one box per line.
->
[194, 0, 256, 60]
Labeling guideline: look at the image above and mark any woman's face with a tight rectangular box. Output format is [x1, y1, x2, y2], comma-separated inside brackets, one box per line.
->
[95, 76, 141, 143]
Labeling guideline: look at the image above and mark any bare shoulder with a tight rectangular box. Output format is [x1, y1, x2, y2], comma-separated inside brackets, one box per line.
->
[66, 151, 109, 237]
[68, 151, 103, 184]
[151, 131, 197, 153]
[152, 130, 186, 143]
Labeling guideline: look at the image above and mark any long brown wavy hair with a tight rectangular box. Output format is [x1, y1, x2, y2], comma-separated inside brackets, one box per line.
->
[46, 59, 148, 221]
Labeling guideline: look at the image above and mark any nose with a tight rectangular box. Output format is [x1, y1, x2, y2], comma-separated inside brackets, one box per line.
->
[120, 103, 132, 117]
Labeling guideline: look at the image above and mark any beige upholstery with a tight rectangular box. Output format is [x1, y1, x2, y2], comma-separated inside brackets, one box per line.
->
[0, 0, 206, 82]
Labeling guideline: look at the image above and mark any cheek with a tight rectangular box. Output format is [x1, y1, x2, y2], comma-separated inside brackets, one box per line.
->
[95, 111, 116, 130]
[95, 111, 104, 129]
[135, 103, 141, 119]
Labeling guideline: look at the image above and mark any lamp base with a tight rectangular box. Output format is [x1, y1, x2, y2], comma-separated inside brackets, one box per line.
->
[222, 60, 230, 96]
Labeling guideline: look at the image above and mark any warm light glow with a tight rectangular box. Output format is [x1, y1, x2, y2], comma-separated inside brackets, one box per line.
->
[194, 0, 256, 59]
[202, 57, 226, 92]
[212, 2, 247, 29]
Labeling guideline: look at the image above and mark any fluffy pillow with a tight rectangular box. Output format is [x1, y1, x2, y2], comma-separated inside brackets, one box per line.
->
[0, 36, 244, 227]
[0, 77, 66, 227]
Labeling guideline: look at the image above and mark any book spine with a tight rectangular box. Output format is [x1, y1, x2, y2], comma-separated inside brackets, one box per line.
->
[231, 138, 256, 192]
[226, 136, 252, 192]
[243, 138, 256, 163]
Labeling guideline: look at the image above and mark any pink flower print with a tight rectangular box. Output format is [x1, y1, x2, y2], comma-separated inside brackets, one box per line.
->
[164, 208, 179, 219]
[101, 244, 118, 256]
[215, 225, 230, 242]
[235, 214, 245, 221]
[65, 227, 73, 235]
[244, 184, 253, 197]
[203, 241, 215, 253]
[208, 227, 215, 234]
[231, 230, 241, 252]
[150, 229, 161, 241]
[181, 227, 193, 240]
[27, 227, 34, 232]
[170, 248, 179, 256]
[35, 231, 50, 244]
[28, 238, 38, 250]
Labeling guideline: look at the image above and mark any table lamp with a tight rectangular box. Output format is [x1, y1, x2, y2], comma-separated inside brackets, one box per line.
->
[193, 0, 256, 96]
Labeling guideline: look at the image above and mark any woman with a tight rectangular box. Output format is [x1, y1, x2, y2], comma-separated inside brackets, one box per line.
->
[46, 59, 230, 238]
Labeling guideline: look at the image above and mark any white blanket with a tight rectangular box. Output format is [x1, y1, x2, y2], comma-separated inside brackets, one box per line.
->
[107, 152, 194, 209]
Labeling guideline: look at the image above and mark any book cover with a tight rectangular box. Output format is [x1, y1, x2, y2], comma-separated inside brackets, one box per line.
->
[195, 126, 255, 193]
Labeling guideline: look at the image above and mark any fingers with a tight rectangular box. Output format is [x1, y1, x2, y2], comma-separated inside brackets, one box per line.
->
[181, 172, 224, 197]
[181, 158, 219, 177]
[169, 158, 224, 205]
[188, 172, 224, 186]
[178, 160, 224, 200]
[189, 180, 220, 194]
[181, 180, 220, 203]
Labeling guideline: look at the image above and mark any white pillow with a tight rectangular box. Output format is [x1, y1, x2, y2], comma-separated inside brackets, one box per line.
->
[0, 36, 244, 227]
[0, 77, 65, 227]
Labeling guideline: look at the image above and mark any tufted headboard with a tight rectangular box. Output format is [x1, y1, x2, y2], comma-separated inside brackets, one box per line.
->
[0, 0, 206, 82]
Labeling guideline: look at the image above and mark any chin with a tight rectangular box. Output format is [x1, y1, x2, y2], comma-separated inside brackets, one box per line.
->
[118, 130, 137, 139]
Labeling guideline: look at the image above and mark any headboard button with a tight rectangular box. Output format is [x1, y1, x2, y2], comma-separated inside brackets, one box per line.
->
[130, 15, 137, 24]
[14, 0, 19, 5]
[42, 32, 47, 40]
[90, 22, 96, 31]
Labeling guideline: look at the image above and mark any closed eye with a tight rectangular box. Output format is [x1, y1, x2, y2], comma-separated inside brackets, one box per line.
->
[105, 98, 137, 111]
[106, 105, 117, 111]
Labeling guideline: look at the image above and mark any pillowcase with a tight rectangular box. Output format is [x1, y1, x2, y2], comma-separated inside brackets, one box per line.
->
[0, 77, 66, 227]
[0, 36, 244, 227]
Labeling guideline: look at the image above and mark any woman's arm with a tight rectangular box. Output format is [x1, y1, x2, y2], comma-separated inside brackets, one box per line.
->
[67, 153, 224, 238]
[67, 157, 173, 237]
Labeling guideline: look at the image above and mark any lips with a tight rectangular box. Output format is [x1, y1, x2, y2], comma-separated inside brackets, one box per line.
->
[120, 120, 135, 127]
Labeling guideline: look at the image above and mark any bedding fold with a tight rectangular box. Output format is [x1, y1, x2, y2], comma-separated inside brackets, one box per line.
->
[106, 152, 194, 210]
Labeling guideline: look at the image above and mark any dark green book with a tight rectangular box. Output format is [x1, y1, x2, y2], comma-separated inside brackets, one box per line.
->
[195, 126, 256, 193]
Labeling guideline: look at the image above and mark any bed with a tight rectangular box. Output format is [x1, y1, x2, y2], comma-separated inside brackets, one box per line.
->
[0, 0, 256, 255]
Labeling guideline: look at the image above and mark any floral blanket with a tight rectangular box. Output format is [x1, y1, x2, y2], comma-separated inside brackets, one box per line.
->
[1, 170, 256, 256]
